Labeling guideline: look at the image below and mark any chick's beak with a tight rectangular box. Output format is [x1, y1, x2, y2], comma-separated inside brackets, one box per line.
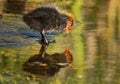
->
[65, 16, 73, 33]
[65, 21, 72, 33]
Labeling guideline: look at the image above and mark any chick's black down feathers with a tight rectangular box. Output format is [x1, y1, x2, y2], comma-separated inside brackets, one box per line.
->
[23, 7, 68, 32]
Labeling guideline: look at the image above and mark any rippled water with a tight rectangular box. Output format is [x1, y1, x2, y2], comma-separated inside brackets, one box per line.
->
[0, 0, 120, 84]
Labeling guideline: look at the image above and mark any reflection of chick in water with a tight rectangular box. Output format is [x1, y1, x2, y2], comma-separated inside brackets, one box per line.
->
[23, 45, 73, 78]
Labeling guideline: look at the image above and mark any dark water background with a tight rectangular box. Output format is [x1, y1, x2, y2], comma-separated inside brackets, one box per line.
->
[0, 0, 120, 84]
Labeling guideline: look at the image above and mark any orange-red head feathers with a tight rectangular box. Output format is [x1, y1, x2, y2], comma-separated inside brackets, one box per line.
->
[65, 15, 74, 33]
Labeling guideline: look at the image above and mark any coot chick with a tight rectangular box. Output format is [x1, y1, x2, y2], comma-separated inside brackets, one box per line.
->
[23, 7, 73, 44]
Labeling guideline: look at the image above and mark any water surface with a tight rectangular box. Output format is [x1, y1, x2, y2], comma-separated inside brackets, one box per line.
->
[0, 0, 120, 84]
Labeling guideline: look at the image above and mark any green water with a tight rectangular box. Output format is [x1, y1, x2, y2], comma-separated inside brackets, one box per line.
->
[0, 0, 120, 84]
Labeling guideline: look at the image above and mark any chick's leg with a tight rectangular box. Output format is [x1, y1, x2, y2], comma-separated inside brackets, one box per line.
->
[40, 30, 49, 44]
